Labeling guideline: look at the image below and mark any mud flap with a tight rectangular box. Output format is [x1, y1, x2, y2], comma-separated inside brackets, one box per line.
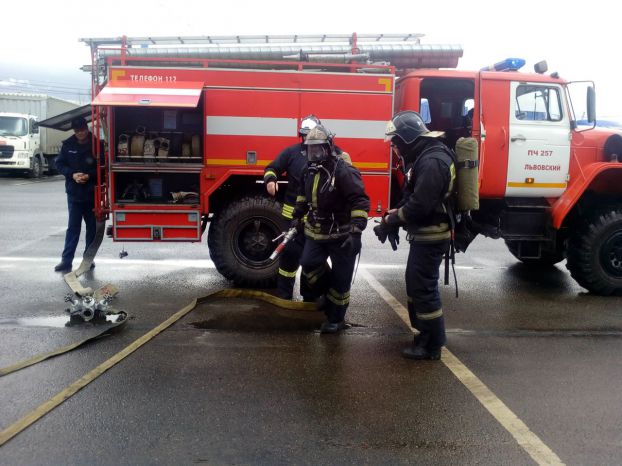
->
[64, 220, 106, 296]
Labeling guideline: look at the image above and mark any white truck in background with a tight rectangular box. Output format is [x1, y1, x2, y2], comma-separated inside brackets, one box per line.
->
[0, 93, 80, 177]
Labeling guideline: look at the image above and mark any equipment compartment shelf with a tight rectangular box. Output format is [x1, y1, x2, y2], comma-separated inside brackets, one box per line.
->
[113, 171, 201, 205]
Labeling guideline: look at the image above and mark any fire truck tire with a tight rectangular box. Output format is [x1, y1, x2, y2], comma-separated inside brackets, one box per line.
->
[29, 156, 42, 178]
[208, 196, 282, 288]
[566, 209, 622, 295]
[505, 240, 565, 266]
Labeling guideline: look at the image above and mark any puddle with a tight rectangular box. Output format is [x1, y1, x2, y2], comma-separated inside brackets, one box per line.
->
[190, 301, 325, 332]
[0, 314, 124, 328]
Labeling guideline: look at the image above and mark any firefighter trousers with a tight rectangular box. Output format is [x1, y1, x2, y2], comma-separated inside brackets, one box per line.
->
[300, 237, 357, 323]
[405, 240, 449, 351]
[276, 233, 312, 300]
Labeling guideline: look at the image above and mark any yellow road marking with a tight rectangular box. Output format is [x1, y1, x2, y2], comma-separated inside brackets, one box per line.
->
[0, 289, 315, 447]
[359, 269, 565, 466]
[0, 299, 198, 447]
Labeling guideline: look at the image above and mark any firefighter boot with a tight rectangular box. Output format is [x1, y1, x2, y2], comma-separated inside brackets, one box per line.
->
[275, 266, 297, 300]
[320, 320, 348, 334]
[402, 316, 445, 360]
[319, 298, 348, 334]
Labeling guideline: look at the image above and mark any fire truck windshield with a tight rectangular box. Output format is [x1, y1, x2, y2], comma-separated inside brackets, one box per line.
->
[0, 116, 28, 137]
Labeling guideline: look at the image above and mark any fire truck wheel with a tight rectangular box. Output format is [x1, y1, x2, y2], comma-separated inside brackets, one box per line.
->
[505, 240, 565, 266]
[29, 157, 42, 178]
[566, 209, 622, 296]
[208, 196, 282, 288]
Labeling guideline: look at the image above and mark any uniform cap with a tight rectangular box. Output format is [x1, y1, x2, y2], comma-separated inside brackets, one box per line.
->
[71, 116, 88, 130]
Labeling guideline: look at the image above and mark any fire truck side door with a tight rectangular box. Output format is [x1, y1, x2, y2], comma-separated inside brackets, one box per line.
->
[506, 81, 570, 198]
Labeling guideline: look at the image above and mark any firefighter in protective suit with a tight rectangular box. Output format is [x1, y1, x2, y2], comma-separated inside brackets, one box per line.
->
[376, 111, 456, 360]
[293, 125, 370, 333]
[264, 115, 321, 300]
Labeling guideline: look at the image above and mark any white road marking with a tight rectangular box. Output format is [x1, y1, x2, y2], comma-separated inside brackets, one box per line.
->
[0, 256, 217, 269]
[0, 256, 494, 271]
[359, 269, 565, 466]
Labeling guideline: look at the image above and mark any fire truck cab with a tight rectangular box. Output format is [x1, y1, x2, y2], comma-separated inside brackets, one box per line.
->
[396, 60, 622, 295]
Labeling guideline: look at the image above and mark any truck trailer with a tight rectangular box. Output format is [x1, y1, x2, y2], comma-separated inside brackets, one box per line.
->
[0, 93, 80, 177]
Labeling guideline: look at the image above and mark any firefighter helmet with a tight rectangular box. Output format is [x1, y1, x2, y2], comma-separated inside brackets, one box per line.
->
[384, 110, 431, 144]
[299, 115, 321, 136]
[304, 124, 333, 162]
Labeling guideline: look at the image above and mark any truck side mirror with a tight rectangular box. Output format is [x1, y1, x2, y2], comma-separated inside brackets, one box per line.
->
[587, 86, 596, 124]
[32, 122, 39, 134]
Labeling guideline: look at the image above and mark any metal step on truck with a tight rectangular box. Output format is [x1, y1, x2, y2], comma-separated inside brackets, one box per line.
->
[71, 33, 622, 295]
[0, 93, 81, 177]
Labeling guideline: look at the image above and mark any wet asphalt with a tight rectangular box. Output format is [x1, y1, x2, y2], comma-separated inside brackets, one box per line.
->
[1, 174, 621, 465]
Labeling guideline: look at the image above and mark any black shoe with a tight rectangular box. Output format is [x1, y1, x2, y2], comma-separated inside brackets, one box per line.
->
[401, 345, 441, 360]
[90, 262, 96, 270]
[54, 262, 72, 272]
[320, 320, 347, 334]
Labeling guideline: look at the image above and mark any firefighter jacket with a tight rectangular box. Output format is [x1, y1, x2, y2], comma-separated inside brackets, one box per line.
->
[294, 155, 370, 241]
[263, 142, 307, 220]
[391, 138, 456, 243]
[55, 133, 98, 203]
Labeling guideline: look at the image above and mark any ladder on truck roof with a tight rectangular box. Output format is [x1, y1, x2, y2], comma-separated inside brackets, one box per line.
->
[80, 32, 463, 73]
[80, 33, 426, 47]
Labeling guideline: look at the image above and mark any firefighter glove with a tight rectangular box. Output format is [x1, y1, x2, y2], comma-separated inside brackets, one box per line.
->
[341, 230, 362, 256]
[373, 223, 389, 244]
[290, 218, 304, 234]
[387, 229, 400, 251]
[374, 222, 399, 251]
[384, 210, 401, 226]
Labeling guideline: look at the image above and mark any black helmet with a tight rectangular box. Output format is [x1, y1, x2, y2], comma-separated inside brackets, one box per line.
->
[384, 111, 430, 145]
[304, 124, 333, 162]
[299, 114, 321, 136]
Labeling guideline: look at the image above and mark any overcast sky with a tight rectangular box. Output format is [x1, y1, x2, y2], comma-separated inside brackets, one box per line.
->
[1, 0, 619, 115]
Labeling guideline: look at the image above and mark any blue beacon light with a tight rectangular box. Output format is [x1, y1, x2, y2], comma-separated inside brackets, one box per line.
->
[481, 58, 526, 72]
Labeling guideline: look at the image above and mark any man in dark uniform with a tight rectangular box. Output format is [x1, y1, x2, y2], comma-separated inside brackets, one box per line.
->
[293, 125, 370, 333]
[54, 117, 98, 272]
[375, 111, 456, 359]
[264, 115, 321, 300]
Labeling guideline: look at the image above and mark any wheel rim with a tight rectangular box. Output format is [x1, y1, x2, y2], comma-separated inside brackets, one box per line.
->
[232, 216, 280, 269]
[600, 231, 622, 278]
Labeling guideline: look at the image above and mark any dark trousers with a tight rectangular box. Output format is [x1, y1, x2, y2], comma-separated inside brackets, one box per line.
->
[301, 238, 357, 323]
[405, 240, 449, 350]
[61, 198, 96, 264]
[277, 233, 312, 300]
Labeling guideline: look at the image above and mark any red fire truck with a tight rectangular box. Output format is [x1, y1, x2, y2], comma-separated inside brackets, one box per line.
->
[79, 34, 622, 295]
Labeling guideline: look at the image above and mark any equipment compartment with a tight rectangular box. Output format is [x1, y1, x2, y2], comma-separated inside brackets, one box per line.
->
[113, 106, 203, 163]
[113, 172, 200, 205]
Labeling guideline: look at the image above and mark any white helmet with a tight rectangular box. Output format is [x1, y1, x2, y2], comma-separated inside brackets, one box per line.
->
[299, 115, 321, 136]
